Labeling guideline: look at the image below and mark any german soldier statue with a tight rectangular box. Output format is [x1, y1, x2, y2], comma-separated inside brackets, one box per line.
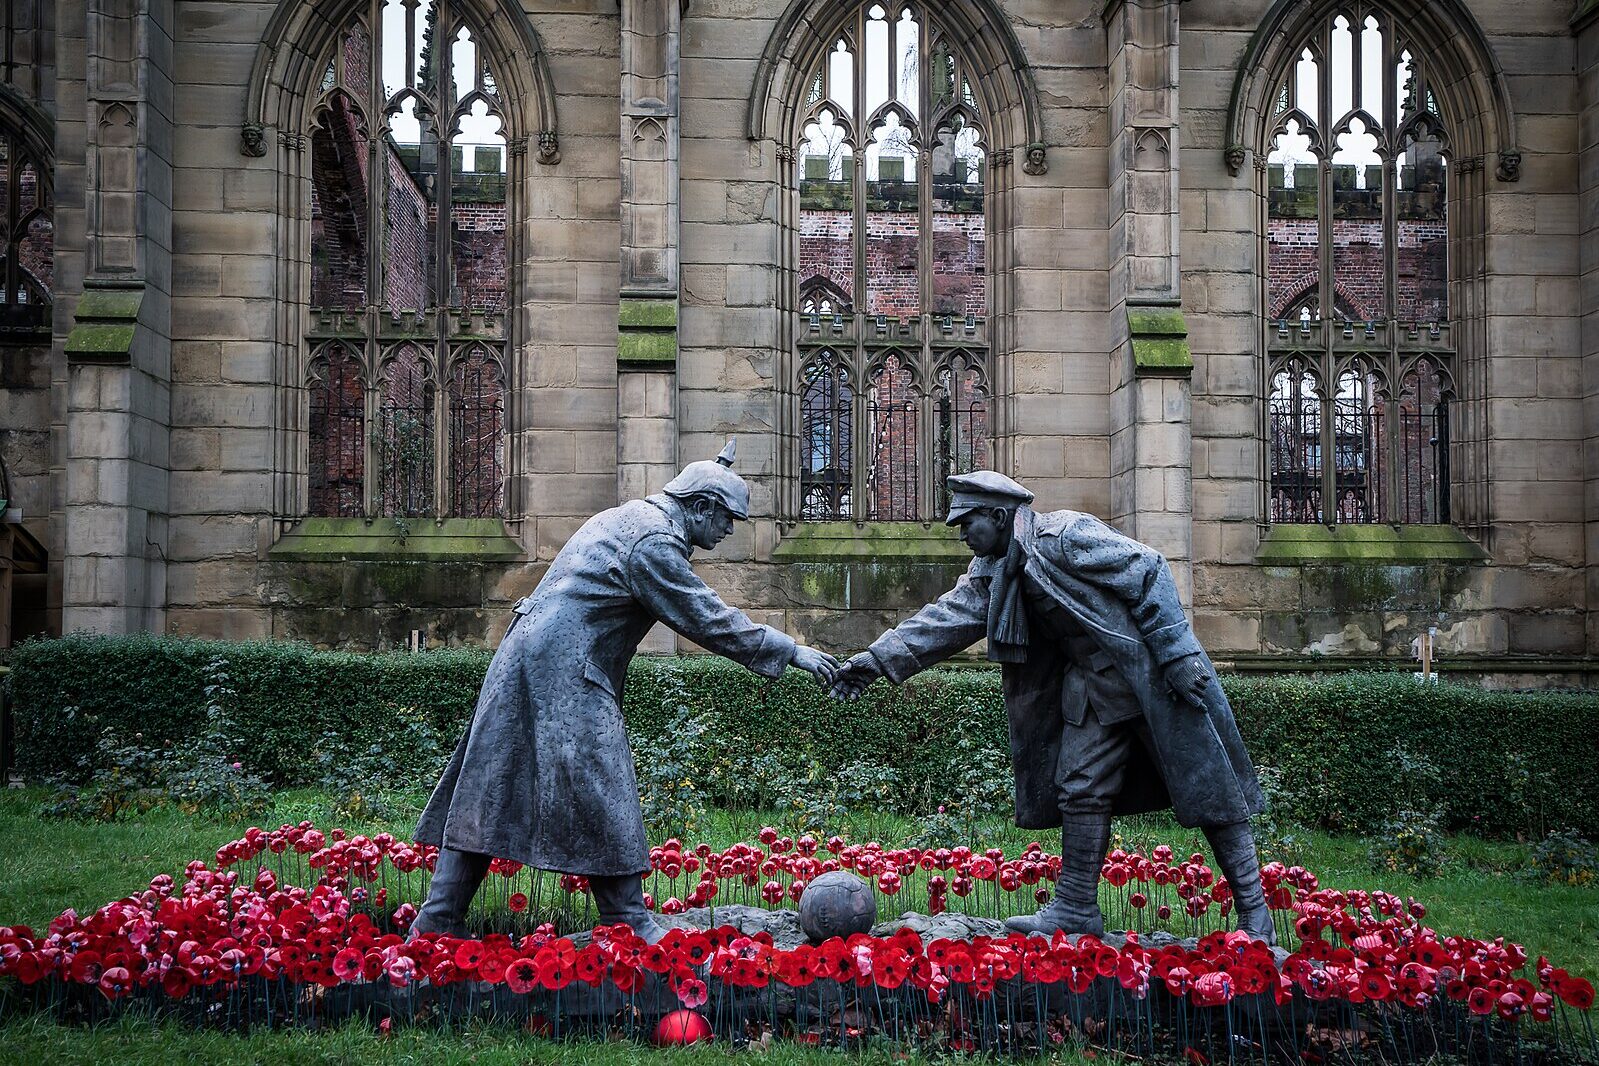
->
[831, 471, 1273, 943]
[413, 442, 838, 943]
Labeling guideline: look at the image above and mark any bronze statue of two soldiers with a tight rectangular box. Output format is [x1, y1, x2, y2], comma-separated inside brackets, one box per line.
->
[414, 449, 1275, 946]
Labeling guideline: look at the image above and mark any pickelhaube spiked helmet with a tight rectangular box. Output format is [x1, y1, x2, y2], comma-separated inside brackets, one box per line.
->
[663, 439, 751, 519]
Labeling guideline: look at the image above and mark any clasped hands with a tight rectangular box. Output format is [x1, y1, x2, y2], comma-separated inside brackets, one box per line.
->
[784, 645, 877, 696]
[807, 647, 1215, 712]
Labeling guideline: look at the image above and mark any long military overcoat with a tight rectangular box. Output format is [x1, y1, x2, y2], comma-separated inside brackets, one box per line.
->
[415, 495, 796, 876]
[868, 507, 1264, 829]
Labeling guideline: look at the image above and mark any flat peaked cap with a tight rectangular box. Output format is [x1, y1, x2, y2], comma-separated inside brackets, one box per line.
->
[944, 470, 1034, 525]
[663, 438, 751, 519]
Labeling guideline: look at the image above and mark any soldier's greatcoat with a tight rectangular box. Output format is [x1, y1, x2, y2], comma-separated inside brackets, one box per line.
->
[416, 496, 795, 876]
[868, 506, 1264, 829]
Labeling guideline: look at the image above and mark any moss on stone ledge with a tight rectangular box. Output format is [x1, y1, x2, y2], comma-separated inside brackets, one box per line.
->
[270, 517, 523, 561]
[772, 522, 969, 561]
[1256, 524, 1488, 564]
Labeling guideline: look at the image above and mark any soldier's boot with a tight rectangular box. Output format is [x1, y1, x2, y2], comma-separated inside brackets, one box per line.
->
[590, 873, 669, 945]
[408, 847, 491, 941]
[1205, 821, 1277, 946]
[1005, 814, 1111, 938]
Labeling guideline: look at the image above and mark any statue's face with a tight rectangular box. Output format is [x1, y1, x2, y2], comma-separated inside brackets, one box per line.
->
[687, 498, 736, 551]
[956, 507, 1011, 558]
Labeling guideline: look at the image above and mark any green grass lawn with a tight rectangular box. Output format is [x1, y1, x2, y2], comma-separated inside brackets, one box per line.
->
[0, 787, 1594, 1063]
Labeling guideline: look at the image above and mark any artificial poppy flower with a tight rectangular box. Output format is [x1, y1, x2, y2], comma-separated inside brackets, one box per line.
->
[331, 947, 364, 983]
[506, 957, 539, 994]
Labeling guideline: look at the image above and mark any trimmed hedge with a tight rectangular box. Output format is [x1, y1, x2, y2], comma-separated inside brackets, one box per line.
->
[6, 634, 1598, 837]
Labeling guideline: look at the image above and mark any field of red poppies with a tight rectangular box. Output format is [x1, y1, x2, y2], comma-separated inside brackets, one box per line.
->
[1, 820, 1594, 1063]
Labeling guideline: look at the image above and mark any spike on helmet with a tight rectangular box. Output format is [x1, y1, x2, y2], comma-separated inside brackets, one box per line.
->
[663, 438, 751, 519]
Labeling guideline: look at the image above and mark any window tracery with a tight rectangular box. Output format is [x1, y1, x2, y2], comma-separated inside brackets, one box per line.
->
[305, 0, 507, 519]
[1264, 6, 1453, 525]
[791, 1, 990, 522]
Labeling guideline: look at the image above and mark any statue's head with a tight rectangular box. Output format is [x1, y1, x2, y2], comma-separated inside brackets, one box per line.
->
[664, 439, 748, 550]
[944, 470, 1033, 558]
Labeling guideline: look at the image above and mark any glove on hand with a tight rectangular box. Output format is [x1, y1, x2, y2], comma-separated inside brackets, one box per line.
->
[1164, 654, 1212, 712]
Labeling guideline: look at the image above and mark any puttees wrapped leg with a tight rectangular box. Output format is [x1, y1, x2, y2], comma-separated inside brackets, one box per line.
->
[1005, 815, 1111, 937]
[1205, 820, 1276, 945]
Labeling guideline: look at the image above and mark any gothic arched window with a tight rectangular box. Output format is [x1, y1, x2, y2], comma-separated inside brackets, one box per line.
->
[1263, 6, 1453, 525]
[0, 123, 49, 331]
[305, 0, 508, 518]
[790, 2, 992, 522]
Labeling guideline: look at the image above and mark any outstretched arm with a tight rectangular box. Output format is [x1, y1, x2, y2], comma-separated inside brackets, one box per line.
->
[860, 564, 993, 685]
[626, 532, 800, 678]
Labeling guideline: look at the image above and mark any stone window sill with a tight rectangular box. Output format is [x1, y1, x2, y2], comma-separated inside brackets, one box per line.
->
[772, 522, 970, 563]
[1255, 524, 1488, 564]
[269, 517, 524, 561]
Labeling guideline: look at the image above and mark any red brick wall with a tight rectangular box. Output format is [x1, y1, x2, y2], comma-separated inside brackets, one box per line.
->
[799, 209, 986, 317]
[1267, 217, 1447, 323]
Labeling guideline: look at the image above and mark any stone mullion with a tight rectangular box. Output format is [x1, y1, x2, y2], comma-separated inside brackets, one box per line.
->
[1382, 149, 1400, 526]
[432, 4, 458, 520]
[1317, 110, 1335, 524]
[279, 136, 310, 520]
[503, 135, 526, 521]
[989, 148, 1012, 475]
[852, 25, 868, 521]
[915, 14, 933, 522]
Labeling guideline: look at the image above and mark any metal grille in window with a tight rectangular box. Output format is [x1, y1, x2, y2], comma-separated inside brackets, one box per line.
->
[1396, 360, 1449, 524]
[1331, 367, 1385, 524]
[866, 354, 918, 522]
[800, 354, 853, 520]
[934, 354, 990, 516]
[449, 346, 505, 518]
[308, 344, 365, 518]
[1268, 364, 1322, 523]
[376, 345, 436, 517]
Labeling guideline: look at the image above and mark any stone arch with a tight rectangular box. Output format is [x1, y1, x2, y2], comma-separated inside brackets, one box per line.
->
[1224, 0, 1518, 179]
[243, 0, 559, 161]
[0, 83, 53, 174]
[746, 0, 1044, 166]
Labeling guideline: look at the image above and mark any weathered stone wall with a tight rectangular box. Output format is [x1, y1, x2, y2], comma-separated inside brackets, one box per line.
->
[1184, 0, 1586, 665]
[1582, 6, 1599, 657]
[14, 0, 1596, 676]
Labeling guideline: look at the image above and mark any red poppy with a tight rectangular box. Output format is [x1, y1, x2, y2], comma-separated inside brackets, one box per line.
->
[506, 957, 538, 994]
[537, 956, 573, 991]
[574, 949, 605, 986]
[508, 893, 528, 913]
[331, 947, 364, 983]
[1558, 977, 1595, 1011]
[98, 966, 133, 1000]
[454, 941, 486, 971]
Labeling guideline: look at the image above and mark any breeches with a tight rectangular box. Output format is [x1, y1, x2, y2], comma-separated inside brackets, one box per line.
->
[1053, 711, 1156, 815]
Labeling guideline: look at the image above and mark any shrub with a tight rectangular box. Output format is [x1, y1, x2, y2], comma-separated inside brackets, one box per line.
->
[1367, 807, 1449, 879]
[1522, 829, 1598, 887]
[6, 635, 1599, 838]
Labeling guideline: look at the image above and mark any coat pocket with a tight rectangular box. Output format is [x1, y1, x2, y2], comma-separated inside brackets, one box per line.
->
[582, 659, 617, 700]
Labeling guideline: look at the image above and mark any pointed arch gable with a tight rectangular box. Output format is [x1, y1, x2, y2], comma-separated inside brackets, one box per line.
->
[1224, 0, 1518, 180]
[243, 0, 559, 161]
[747, 0, 1045, 169]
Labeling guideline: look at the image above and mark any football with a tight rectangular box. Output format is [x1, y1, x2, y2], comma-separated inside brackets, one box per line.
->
[797, 870, 878, 942]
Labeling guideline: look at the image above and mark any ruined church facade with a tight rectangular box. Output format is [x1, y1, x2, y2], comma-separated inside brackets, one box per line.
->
[6, 0, 1599, 683]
